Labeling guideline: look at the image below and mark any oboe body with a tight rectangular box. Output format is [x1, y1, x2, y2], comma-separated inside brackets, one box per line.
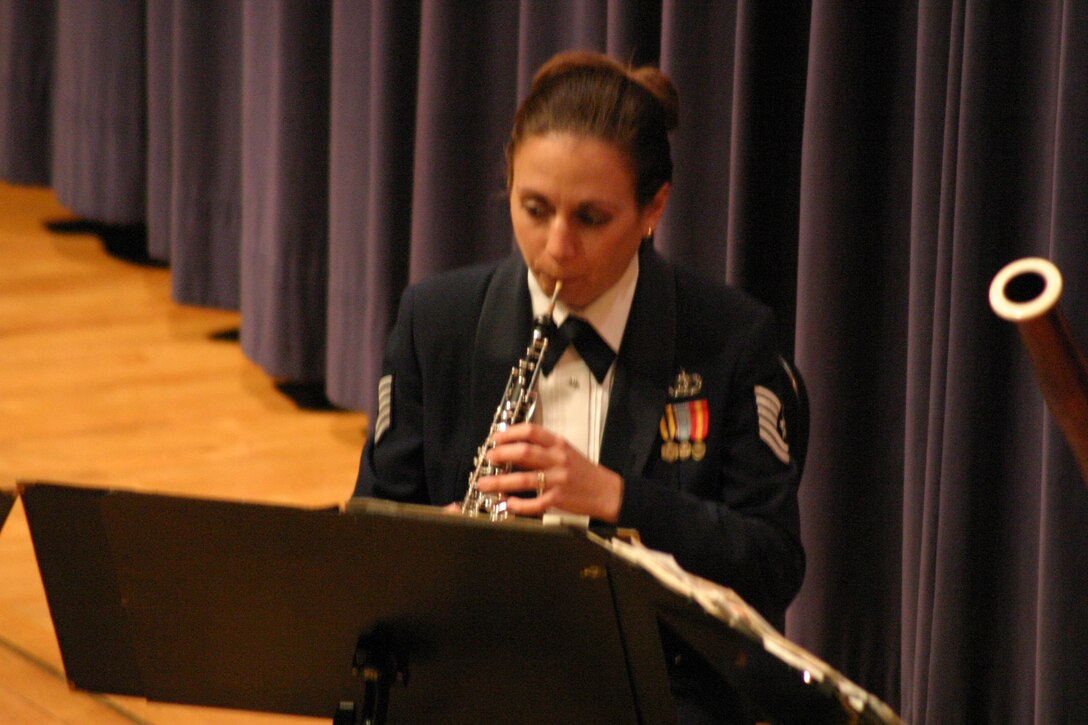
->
[461, 282, 561, 520]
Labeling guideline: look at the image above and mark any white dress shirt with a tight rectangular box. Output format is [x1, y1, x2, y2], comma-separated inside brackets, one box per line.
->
[527, 254, 639, 463]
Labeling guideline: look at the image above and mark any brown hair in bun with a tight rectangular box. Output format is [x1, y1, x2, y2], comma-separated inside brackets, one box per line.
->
[506, 50, 679, 208]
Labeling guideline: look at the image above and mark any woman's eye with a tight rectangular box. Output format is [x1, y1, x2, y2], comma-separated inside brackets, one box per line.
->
[577, 209, 610, 226]
[522, 200, 550, 219]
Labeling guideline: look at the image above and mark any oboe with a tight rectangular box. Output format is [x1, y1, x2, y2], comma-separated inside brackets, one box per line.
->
[461, 282, 561, 520]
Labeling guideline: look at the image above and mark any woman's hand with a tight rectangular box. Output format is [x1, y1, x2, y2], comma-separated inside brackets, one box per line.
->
[472, 422, 623, 522]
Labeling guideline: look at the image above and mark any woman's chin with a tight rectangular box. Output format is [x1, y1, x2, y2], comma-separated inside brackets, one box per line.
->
[559, 289, 595, 310]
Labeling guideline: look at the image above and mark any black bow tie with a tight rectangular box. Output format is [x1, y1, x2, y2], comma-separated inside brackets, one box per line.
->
[540, 316, 616, 383]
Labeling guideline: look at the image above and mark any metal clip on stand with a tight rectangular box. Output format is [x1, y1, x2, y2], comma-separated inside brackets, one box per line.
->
[334, 635, 409, 725]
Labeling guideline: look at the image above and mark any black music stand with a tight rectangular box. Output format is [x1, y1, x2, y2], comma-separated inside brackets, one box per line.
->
[20, 481, 902, 725]
[0, 489, 14, 531]
[18, 481, 677, 724]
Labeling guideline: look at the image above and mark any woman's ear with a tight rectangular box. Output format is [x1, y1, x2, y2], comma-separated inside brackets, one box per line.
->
[643, 182, 670, 231]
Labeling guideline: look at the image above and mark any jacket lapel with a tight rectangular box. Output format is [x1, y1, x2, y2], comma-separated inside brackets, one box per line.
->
[469, 254, 534, 444]
[600, 244, 675, 479]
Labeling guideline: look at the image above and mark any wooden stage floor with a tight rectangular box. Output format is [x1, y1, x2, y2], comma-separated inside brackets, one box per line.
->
[0, 182, 368, 724]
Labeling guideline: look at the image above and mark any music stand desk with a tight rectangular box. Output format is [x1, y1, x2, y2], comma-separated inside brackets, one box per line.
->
[19, 481, 674, 724]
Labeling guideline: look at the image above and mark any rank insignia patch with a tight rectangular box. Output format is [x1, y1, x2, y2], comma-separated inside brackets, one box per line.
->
[754, 385, 789, 464]
[374, 374, 393, 443]
[659, 398, 709, 462]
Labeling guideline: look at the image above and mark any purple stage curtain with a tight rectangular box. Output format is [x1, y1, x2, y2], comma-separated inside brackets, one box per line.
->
[51, 0, 146, 225]
[0, 0, 53, 184]
[146, 0, 243, 308]
[659, 2, 808, 355]
[238, 1, 331, 382]
[787, 3, 1088, 723]
[326, 0, 420, 420]
[4, 1, 1088, 721]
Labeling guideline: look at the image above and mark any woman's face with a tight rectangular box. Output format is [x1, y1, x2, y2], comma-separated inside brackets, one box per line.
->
[509, 133, 668, 309]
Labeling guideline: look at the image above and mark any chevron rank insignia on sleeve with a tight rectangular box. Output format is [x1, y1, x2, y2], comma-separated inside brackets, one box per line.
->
[754, 385, 790, 464]
[374, 374, 393, 443]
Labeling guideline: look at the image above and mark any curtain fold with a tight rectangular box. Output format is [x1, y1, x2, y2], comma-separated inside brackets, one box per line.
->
[238, 0, 331, 381]
[788, 2, 916, 704]
[327, 0, 420, 413]
[406, 1, 520, 281]
[51, 0, 146, 225]
[657, 2, 737, 282]
[7, 0, 1088, 719]
[1036, 5, 1088, 714]
[146, 0, 244, 307]
[145, 0, 173, 262]
[0, 0, 54, 184]
[896, 1, 1088, 720]
[660, 0, 808, 355]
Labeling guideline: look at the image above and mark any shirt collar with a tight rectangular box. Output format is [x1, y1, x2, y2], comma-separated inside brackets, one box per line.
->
[526, 253, 639, 355]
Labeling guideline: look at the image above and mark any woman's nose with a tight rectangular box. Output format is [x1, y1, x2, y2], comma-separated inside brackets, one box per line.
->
[545, 216, 577, 258]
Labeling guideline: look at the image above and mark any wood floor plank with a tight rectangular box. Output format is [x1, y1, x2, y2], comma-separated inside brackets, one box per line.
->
[0, 634, 144, 725]
[0, 181, 369, 723]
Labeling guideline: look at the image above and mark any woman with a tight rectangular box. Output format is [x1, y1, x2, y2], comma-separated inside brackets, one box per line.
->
[354, 50, 804, 723]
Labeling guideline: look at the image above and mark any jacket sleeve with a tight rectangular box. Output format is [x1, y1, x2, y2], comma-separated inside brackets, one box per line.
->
[353, 286, 430, 504]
